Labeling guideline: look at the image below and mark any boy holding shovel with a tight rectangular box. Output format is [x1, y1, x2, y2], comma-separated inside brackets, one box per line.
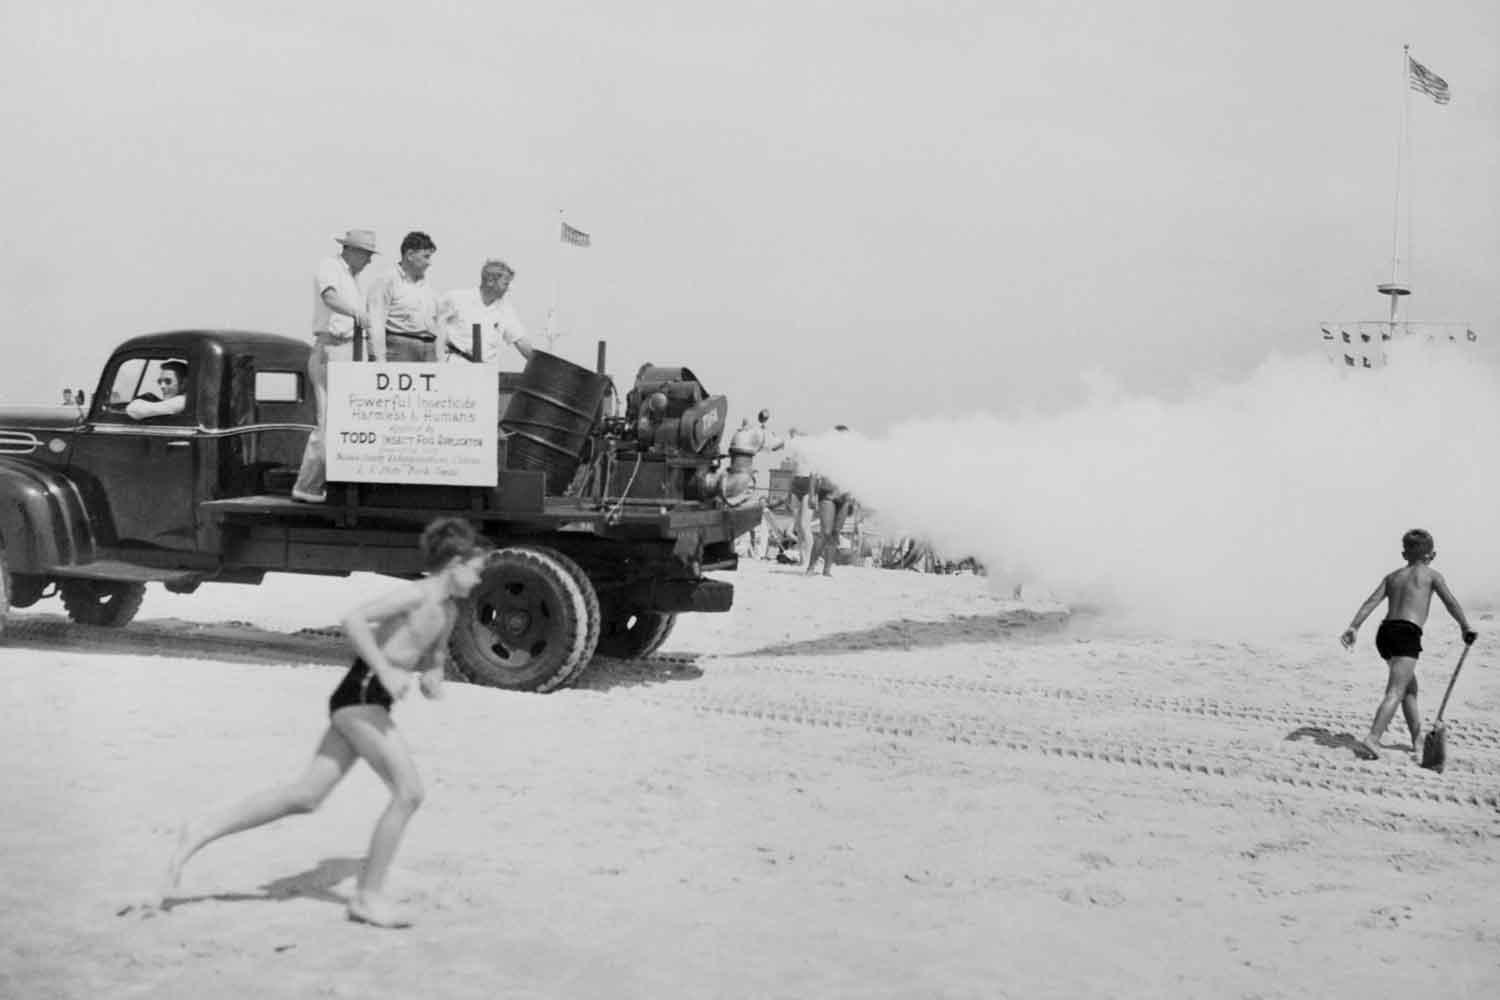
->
[1340, 529, 1477, 761]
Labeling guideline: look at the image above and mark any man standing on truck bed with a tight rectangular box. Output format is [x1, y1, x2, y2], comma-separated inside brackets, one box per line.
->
[291, 228, 377, 505]
[437, 258, 535, 366]
[368, 231, 440, 363]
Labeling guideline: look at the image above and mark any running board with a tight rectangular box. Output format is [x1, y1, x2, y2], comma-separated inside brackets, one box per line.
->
[49, 560, 201, 585]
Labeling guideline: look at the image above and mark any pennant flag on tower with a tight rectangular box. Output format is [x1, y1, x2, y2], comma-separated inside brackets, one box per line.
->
[561, 222, 592, 247]
[1408, 55, 1451, 105]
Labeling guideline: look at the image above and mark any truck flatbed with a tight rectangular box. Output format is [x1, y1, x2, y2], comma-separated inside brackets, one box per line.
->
[200, 493, 760, 539]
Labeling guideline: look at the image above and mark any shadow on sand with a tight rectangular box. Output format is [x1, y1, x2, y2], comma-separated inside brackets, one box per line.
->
[1285, 726, 1408, 761]
[727, 609, 1071, 659]
[574, 655, 705, 692]
[157, 856, 365, 914]
[6, 613, 347, 668]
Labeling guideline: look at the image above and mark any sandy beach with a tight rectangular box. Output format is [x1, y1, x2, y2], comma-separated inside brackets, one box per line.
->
[2, 558, 1498, 999]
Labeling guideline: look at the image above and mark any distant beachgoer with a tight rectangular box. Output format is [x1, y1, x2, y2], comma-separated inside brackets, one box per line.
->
[728, 410, 786, 559]
[780, 428, 811, 565]
[126, 360, 189, 421]
[368, 231, 439, 363]
[291, 229, 378, 504]
[1340, 529, 1476, 761]
[161, 518, 492, 928]
[804, 425, 855, 578]
[437, 258, 534, 367]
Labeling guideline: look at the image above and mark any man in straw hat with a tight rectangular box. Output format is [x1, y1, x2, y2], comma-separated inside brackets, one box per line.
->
[291, 228, 377, 504]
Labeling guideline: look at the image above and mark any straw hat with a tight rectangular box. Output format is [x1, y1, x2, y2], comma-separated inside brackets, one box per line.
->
[333, 229, 379, 253]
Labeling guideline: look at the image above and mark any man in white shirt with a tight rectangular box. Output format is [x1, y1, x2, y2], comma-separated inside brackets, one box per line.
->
[437, 259, 535, 366]
[367, 231, 439, 363]
[291, 228, 377, 504]
[126, 360, 190, 421]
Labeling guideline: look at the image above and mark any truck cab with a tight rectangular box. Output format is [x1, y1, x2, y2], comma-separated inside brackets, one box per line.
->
[67, 330, 311, 554]
[0, 329, 760, 692]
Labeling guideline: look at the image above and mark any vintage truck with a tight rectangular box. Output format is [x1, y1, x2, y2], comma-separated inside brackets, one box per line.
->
[0, 330, 760, 692]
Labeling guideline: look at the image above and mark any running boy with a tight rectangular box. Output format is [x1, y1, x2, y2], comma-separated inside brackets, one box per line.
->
[162, 517, 491, 927]
[1339, 529, 1476, 761]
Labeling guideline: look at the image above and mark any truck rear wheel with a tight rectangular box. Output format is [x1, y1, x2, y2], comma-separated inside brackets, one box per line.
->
[449, 547, 595, 693]
[596, 611, 677, 659]
[60, 580, 147, 628]
[527, 546, 601, 685]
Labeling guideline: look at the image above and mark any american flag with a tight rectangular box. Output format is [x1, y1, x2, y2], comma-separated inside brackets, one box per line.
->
[1408, 55, 1451, 105]
[561, 222, 592, 247]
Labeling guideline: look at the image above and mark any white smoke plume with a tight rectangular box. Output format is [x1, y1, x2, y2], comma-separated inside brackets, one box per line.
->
[793, 341, 1499, 637]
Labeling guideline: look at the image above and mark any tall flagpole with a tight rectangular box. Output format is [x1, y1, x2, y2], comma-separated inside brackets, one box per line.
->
[1378, 44, 1412, 330]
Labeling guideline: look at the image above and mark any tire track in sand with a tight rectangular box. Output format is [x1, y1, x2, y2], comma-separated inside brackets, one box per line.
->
[584, 656, 1500, 818]
[635, 690, 1500, 812]
[10, 620, 1496, 817]
[582, 653, 1500, 752]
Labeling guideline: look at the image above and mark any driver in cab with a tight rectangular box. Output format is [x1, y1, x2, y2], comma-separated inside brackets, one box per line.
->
[126, 360, 189, 421]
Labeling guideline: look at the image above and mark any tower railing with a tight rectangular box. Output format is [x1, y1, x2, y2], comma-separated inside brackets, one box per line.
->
[1320, 321, 1477, 368]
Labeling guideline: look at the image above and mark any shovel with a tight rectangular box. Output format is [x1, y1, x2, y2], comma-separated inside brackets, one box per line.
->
[1420, 643, 1474, 773]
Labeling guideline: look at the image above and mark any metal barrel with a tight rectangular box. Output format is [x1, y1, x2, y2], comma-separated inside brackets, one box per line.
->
[500, 351, 609, 494]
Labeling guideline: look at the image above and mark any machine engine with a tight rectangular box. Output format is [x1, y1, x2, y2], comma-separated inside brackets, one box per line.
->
[503, 353, 760, 507]
[621, 365, 728, 458]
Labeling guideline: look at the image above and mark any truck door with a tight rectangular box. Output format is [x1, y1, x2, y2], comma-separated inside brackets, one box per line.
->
[68, 353, 202, 550]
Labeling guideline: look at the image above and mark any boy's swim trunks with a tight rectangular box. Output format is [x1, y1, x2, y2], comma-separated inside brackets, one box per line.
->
[329, 658, 395, 715]
[1375, 619, 1423, 660]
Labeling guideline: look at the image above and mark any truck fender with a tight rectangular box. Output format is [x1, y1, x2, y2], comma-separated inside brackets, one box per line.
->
[0, 458, 98, 573]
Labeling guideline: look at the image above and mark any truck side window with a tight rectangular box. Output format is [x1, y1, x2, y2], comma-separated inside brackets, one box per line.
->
[98, 356, 193, 423]
[254, 371, 301, 403]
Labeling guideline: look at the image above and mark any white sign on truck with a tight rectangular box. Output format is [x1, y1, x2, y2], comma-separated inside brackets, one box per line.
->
[326, 362, 498, 486]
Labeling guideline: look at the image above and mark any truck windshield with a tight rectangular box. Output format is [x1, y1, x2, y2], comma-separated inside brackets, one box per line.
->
[107, 358, 149, 406]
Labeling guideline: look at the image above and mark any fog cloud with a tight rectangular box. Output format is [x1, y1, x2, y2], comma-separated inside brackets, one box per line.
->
[794, 341, 1497, 636]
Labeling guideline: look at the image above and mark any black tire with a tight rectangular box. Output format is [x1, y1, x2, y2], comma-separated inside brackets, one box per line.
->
[449, 547, 593, 693]
[0, 545, 11, 636]
[8, 573, 46, 609]
[595, 610, 677, 659]
[525, 546, 601, 688]
[60, 579, 147, 627]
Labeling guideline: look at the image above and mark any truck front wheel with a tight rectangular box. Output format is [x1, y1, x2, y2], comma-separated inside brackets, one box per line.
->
[60, 580, 147, 628]
[450, 547, 595, 693]
[8, 574, 48, 609]
[596, 611, 677, 659]
[0, 545, 11, 636]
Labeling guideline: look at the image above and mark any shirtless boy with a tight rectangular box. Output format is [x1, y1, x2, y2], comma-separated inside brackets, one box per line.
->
[162, 517, 491, 927]
[1340, 529, 1476, 761]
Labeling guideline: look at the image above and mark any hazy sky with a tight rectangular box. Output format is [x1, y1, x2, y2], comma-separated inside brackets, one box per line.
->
[4, 1, 1496, 433]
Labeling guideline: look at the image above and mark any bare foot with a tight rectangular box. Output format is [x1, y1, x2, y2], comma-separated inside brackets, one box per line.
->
[1353, 740, 1380, 761]
[347, 895, 412, 929]
[160, 823, 195, 901]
